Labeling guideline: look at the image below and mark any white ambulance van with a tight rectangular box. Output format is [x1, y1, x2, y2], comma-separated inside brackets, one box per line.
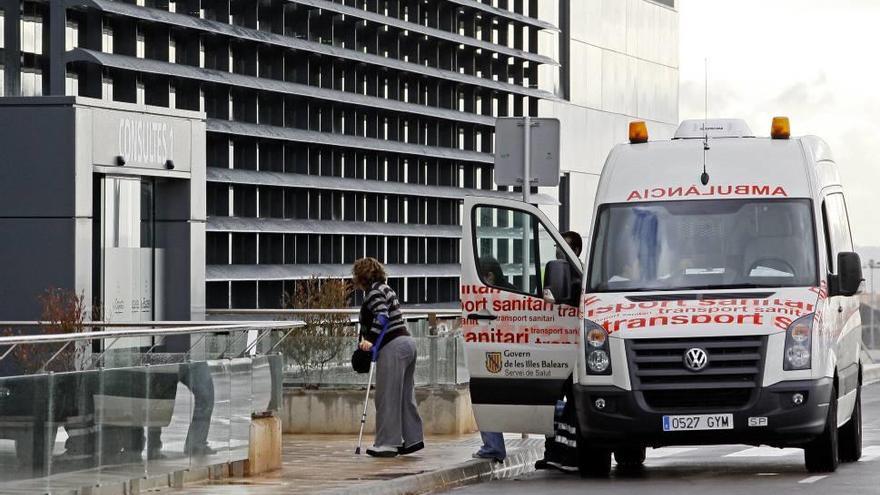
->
[461, 118, 863, 476]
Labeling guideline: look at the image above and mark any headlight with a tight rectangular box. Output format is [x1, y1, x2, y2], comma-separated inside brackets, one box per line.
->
[585, 320, 612, 375]
[588, 350, 610, 373]
[783, 314, 813, 371]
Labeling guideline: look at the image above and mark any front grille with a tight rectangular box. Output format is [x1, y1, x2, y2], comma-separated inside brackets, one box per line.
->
[627, 336, 766, 412]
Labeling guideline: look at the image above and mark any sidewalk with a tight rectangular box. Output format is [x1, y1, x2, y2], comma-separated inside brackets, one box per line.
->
[174, 433, 544, 495]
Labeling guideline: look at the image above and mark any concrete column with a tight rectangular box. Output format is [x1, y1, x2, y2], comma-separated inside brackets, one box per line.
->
[3, 0, 20, 96]
[48, 1, 65, 95]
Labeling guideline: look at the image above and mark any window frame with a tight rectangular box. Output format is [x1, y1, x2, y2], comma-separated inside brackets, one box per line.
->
[821, 192, 855, 275]
[470, 203, 579, 298]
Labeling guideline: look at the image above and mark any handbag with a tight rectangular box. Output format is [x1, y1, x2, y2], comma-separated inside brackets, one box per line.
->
[351, 346, 372, 374]
[350, 304, 389, 373]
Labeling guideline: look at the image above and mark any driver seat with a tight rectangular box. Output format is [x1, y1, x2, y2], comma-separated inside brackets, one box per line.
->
[741, 206, 808, 280]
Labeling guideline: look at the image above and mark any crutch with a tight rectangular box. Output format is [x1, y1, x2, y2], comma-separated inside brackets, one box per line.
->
[355, 360, 375, 455]
[354, 313, 390, 455]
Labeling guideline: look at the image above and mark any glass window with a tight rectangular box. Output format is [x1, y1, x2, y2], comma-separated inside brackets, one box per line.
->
[102, 26, 113, 53]
[473, 205, 573, 297]
[20, 68, 42, 96]
[65, 20, 78, 50]
[65, 72, 78, 96]
[823, 193, 854, 273]
[102, 75, 113, 100]
[20, 13, 42, 55]
[588, 199, 819, 292]
[0, 10, 5, 49]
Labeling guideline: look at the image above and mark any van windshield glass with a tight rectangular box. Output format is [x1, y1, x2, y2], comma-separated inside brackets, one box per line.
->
[588, 199, 818, 292]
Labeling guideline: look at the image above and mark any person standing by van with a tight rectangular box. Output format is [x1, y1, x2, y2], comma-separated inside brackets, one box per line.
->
[470, 256, 516, 463]
[353, 258, 424, 458]
[536, 231, 582, 473]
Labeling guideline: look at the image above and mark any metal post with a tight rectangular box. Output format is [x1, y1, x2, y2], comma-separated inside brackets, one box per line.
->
[428, 335, 438, 386]
[871, 260, 876, 349]
[521, 115, 531, 293]
[522, 115, 531, 204]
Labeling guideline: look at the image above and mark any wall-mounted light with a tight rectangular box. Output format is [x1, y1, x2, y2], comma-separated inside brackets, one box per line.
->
[165, 159, 175, 170]
[115, 155, 126, 166]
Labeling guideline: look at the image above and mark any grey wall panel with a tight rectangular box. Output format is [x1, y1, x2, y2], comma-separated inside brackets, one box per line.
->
[190, 221, 206, 320]
[0, 105, 76, 217]
[0, 219, 79, 320]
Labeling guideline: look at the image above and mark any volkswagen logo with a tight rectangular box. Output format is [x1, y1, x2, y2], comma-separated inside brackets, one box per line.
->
[683, 348, 709, 372]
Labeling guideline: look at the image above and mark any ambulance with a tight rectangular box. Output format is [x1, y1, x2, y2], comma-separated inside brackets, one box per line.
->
[461, 118, 864, 475]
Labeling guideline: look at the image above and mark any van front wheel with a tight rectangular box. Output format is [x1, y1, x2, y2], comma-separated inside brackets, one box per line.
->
[804, 384, 839, 473]
[838, 386, 862, 462]
[614, 446, 646, 469]
[577, 441, 611, 478]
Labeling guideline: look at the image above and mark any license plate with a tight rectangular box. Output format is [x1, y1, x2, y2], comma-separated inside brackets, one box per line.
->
[662, 414, 734, 432]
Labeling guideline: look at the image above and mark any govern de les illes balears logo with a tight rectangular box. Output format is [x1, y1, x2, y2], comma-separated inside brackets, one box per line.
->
[485, 352, 503, 374]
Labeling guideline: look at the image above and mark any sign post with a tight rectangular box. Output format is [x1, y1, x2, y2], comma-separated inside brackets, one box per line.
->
[494, 116, 560, 292]
[494, 116, 560, 197]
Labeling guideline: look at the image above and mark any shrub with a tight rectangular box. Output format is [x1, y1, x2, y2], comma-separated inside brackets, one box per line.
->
[0, 287, 89, 375]
[280, 278, 355, 388]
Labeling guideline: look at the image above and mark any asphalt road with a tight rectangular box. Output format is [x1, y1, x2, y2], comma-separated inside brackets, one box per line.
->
[447, 383, 880, 495]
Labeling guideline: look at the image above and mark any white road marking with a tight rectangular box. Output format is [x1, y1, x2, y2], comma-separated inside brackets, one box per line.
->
[859, 446, 880, 462]
[647, 447, 698, 459]
[798, 475, 827, 484]
[725, 447, 801, 457]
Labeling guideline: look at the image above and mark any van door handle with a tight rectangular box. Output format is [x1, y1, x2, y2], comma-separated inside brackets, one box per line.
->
[467, 313, 498, 321]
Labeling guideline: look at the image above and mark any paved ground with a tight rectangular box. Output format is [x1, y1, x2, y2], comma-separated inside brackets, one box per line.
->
[175, 434, 542, 494]
[445, 383, 880, 495]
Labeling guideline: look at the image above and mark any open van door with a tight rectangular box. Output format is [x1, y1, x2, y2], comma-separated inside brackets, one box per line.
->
[461, 196, 582, 434]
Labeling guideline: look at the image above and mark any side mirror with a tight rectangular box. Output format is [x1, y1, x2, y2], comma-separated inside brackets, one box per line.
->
[833, 252, 863, 297]
[544, 260, 581, 306]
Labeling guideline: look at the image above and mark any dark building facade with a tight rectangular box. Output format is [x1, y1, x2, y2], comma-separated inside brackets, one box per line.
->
[0, 0, 678, 309]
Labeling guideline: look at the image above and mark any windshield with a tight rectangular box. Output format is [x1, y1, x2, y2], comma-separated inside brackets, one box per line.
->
[588, 199, 818, 292]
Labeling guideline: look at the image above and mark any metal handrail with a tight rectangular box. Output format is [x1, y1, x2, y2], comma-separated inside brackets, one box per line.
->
[0, 321, 300, 327]
[206, 308, 460, 316]
[0, 322, 299, 346]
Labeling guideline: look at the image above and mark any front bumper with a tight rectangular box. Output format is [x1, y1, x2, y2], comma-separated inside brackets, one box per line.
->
[573, 378, 832, 449]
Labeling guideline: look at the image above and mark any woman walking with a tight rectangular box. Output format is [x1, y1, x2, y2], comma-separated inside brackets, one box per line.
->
[353, 257, 424, 457]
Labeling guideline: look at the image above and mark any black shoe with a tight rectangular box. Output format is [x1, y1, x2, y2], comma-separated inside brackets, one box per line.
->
[398, 441, 424, 455]
[535, 459, 550, 470]
[366, 446, 399, 458]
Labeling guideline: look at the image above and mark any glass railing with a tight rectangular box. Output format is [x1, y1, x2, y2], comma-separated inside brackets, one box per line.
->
[0, 323, 292, 493]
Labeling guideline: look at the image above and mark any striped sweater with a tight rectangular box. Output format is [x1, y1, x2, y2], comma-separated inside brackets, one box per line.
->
[360, 281, 408, 348]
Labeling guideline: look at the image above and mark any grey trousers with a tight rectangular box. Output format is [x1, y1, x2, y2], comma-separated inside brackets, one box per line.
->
[374, 336, 424, 448]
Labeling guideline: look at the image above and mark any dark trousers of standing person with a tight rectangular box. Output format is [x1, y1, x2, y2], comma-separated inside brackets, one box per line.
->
[147, 361, 215, 457]
[373, 336, 423, 450]
[536, 398, 578, 472]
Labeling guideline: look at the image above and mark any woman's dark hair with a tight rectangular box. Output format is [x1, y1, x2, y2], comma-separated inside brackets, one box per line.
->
[561, 231, 583, 256]
[352, 257, 387, 289]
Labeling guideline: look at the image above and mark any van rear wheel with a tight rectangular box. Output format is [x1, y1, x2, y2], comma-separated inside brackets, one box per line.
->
[804, 384, 839, 473]
[838, 386, 862, 462]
